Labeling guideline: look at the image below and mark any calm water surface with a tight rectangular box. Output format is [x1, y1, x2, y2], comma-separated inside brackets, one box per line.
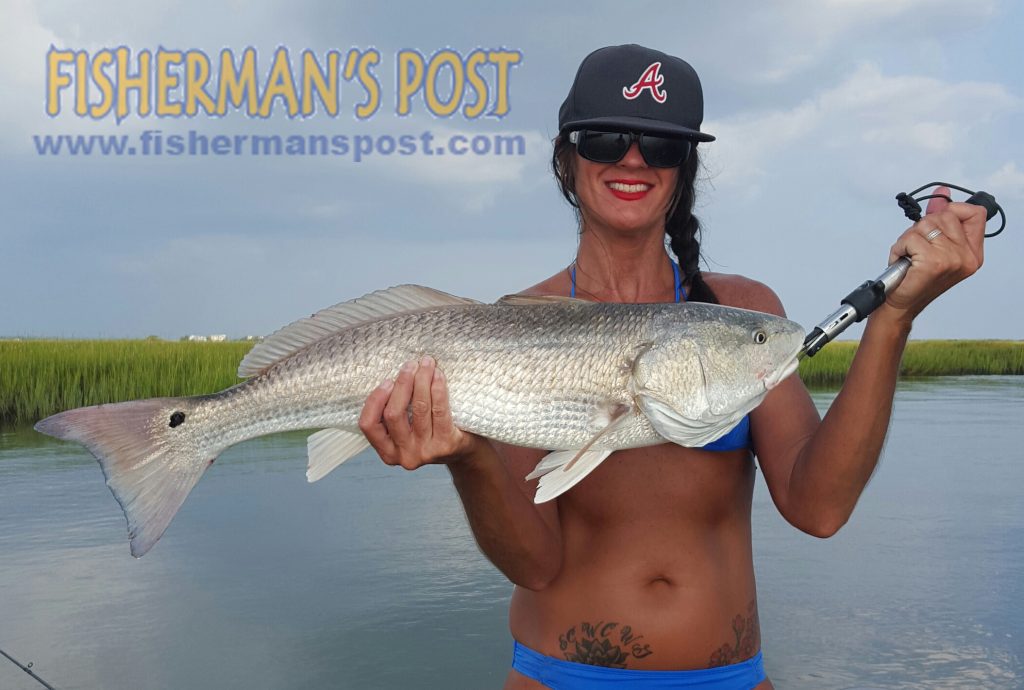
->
[1, 377, 1021, 689]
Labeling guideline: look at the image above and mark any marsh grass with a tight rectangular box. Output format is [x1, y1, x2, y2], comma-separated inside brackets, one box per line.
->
[1, 340, 252, 429]
[798, 339, 1024, 387]
[2, 339, 1022, 428]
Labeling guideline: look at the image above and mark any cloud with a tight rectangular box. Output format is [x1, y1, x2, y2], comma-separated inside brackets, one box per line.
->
[361, 125, 551, 212]
[712, 0, 999, 85]
[703, 62, 1021, 194]
[984, 162, 1024, 200]
[0, 0, 55, 84]
[0, 0, 60, 137]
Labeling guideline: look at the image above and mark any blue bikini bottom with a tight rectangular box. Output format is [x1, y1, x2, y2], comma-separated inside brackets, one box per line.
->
[512, 641, 765, 689]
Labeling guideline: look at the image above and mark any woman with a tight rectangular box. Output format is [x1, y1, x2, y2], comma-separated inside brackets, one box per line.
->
[359, 45, 986, 689]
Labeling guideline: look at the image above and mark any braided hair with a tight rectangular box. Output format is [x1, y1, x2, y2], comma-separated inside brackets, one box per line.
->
[551, 137, 718, 304]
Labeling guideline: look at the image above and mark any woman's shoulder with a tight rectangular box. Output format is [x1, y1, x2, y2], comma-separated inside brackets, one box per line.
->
[518, 271, 570, 298]
[701, 271, 788, 317]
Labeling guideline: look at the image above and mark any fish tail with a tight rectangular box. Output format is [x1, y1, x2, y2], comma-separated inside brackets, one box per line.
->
[35, 397, 219, 558]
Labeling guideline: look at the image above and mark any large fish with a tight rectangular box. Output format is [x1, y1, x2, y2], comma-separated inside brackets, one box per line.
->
[35, 285, 804, 557]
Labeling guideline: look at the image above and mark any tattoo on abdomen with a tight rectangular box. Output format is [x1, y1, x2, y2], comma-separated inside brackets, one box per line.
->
[558, 621, 653, 668]
[709, 600, 759, 667]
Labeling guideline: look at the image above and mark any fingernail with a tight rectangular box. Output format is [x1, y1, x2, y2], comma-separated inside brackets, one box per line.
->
[401, 360, 417, 373]
[420, 355, 434, 367]
[379, 379, 394, 391]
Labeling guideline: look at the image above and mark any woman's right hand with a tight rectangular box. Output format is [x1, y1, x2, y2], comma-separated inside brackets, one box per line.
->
[358, 356, 483, 470]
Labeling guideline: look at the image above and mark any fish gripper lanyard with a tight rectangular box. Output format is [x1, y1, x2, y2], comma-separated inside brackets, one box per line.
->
[801, 181, 1007, 357]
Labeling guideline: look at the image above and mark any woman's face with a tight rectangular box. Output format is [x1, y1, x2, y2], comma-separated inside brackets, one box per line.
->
[573, 140, 679, 236]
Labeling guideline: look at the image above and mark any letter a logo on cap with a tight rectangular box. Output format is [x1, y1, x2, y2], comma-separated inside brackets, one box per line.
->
[622, 62, 667, 103]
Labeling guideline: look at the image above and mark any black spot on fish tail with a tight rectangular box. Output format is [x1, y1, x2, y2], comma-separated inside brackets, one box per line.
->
[169, 411, 186, 428]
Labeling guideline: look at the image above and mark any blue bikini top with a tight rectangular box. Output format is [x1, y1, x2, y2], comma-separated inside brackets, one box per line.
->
[570, 258, 752, 453]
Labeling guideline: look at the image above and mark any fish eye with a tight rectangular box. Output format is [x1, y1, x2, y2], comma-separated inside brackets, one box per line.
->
[752, 329, 768, 345]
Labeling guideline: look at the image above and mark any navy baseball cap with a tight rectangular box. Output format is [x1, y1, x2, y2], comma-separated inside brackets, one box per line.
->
[559, 44, 715, 142]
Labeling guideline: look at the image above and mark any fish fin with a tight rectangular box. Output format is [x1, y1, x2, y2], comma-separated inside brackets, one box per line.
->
[306, 428, 370, 482]
[239, 285, 481, 378]
[530, 403, 633, 502]
[34, 398, 217, 558]
[533, 450, 613, 503]
[524, 450, 577, 481]
[496, 294, 590, 306]
[636, 392, 753, 447]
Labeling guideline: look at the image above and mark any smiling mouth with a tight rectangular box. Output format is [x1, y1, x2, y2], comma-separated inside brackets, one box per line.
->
[607, 181, 652, 193]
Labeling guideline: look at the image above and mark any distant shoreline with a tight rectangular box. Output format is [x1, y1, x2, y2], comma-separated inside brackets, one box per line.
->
[799, 339, 1024, 387]
[2, 339, 1021, 428]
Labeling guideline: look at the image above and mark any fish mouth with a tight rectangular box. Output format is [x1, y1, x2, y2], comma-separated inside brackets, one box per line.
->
[764, 350, 802, 390]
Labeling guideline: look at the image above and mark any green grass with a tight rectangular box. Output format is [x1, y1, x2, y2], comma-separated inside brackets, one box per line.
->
[0, 339, 253, 429]
[1, 339, 1022, 428]
[797, 339, 1024, 387]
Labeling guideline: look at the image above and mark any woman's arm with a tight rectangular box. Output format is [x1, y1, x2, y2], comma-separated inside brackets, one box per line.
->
[750, 310, 909, 537]
[738, 195, 987, 536]
[448, 440, 562, 590]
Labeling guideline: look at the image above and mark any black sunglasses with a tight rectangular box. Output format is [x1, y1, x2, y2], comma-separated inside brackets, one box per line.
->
[568, 129, 692, 168]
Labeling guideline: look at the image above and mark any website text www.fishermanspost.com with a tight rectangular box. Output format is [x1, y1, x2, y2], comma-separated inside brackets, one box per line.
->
[37, 45, 527, 162]
[31, 129, 527, 162]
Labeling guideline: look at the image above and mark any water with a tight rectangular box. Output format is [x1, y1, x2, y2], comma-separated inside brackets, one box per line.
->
[756, 377, 1024, 689]
[1, 377, 1021, 689]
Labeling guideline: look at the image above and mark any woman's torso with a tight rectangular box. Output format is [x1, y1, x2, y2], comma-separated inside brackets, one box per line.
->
[501, 270, 771, 686]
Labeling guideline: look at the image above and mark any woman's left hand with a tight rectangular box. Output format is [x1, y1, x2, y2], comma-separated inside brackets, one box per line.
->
[881, 186, 987, 324]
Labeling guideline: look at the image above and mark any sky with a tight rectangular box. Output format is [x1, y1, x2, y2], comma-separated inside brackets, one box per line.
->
[1, 0, 1022, 341]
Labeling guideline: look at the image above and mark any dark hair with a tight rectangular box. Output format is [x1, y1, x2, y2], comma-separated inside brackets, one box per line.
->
[551, 137, 718, 304]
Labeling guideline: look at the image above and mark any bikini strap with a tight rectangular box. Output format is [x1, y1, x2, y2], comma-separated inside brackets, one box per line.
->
[672, 260, 684, 303]
[570, 258, 687, 302]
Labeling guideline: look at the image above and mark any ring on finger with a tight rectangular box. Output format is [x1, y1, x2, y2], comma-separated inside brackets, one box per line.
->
[924, 228, 943, 242]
